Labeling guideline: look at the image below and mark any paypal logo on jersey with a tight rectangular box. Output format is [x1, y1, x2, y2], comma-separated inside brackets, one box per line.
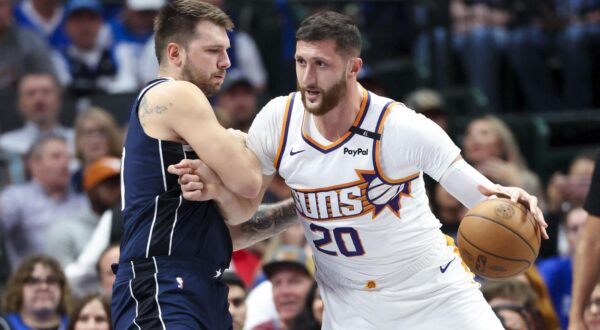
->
[343, 147, 369, 157]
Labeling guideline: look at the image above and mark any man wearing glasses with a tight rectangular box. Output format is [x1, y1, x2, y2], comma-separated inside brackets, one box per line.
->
[0, 255, 70, 330]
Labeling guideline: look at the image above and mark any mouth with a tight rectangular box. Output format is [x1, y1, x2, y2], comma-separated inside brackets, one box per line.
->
[304, 88, 320, 102]
[213, 72, 226, 81]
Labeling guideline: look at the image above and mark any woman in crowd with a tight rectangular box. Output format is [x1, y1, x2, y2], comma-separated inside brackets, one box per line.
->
[67, 293, 111, 330]
[71, 107, 122, 193]
[463, 115, 545, 209]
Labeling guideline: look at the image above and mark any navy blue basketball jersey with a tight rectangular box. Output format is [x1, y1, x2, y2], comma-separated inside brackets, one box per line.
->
[120, 78, 232, 270]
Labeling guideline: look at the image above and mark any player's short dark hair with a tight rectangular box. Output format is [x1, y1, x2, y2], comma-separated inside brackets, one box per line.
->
[154, 0, 234, 63]
[296, 11, 361, 57]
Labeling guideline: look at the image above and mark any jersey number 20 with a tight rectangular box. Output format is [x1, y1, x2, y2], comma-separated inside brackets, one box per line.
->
[310, 223, 365, 257]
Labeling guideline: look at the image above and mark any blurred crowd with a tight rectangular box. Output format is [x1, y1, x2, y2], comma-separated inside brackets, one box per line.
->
[0, 0, 598, 329]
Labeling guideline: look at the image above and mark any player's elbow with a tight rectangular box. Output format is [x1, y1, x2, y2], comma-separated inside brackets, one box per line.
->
[224, 211, 253, 226]
[230, 173, 261, 199]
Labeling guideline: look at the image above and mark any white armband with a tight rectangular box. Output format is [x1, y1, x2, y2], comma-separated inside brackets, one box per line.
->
[439, 159, 495, 208]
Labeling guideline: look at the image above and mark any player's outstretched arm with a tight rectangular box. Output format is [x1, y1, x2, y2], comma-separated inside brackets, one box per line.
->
[439, 155, 549, 239]
[147, 81, 261, 198]
[227, 197, 299, 251]
[569, 215, 600, 330]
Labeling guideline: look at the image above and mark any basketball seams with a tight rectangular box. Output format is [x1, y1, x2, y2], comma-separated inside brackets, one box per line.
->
[458, 231, 532, 266]
[462, 213, 537, 257]
[499, 199, 541, 248]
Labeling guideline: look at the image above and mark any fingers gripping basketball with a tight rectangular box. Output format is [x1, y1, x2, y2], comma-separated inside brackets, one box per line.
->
[457, 198, 541, 279]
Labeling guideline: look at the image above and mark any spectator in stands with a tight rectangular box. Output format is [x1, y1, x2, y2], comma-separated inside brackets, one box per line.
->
[46, 157, 120, 268]
[67, 293, 111, 330]
[515, 266, 561, 330]
[107, 0, 164, 93]
[0, 73, 74, 157]
[505, 0, 561, 112]
[251, 246, 314, 330]
[71, 107, 122, 193]
[584, 279, 600, 330]
[96, 244, 118, 298]
[560, 1, 600, 110]
[547, 152, 596, 215]
[462, 115, 545, 205]
[430, 183, 466, 240]
[110, 0, 162, 46]
[482, 279, 543, 330]
[538, 207, 589, 328]
[404, 88, 448, 132]
[0, 73, 75, 184]
[221, 271, 247, 330]
[64, 209, 122, 298]
[0, 0, 56, 91]
[13, 0, 68, 49]
[291, 282, 322, 330]
[0, 134, 87, 268]
[545, 152, 595, 258]
[0, 255, 72, 329]
[215, 69, 258, 133]
[252, 221, 307, 289]
[447, 0, 510, 112]
[52, 0, 122, 97]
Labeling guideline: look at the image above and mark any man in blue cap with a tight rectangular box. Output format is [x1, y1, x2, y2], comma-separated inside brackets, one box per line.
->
[51, 0, 121, 96]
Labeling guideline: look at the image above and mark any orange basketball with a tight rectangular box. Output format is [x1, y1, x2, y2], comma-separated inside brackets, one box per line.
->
[457, 197, 541, 279]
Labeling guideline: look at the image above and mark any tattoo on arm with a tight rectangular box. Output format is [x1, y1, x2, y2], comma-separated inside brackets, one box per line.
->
[139, 96, 171, 126]
[237, 198, 298, 247]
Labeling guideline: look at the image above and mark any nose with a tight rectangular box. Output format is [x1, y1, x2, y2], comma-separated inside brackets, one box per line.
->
[219, 51, 231, 70]
[300, 64, 316, 87]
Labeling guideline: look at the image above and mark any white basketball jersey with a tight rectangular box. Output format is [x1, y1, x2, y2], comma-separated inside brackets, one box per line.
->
[248, 87, 461, 287]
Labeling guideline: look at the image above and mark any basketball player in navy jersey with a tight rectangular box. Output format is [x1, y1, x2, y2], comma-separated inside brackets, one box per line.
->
[111, 1, 262, 329]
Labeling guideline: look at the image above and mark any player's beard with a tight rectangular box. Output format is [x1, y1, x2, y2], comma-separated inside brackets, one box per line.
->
[299, 73, 347, 116]
[181, 60, 221, 97]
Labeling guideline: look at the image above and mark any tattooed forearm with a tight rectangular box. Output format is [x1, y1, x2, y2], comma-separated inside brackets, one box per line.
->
[232, 197, 298, 250]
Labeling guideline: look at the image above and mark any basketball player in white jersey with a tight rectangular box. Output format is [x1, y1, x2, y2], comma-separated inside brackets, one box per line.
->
[169, 11, 549, 329]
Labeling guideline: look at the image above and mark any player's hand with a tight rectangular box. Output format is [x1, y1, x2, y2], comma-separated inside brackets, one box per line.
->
[478, 184, 549, 239]
[167, 159, 222, 201]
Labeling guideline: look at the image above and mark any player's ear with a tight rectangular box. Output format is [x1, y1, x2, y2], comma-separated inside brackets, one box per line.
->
[166, 42, 185, 67]
[348, 57, 362, 78]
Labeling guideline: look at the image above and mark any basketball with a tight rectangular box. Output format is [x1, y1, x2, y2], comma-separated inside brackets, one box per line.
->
[457, 197, 541, 279]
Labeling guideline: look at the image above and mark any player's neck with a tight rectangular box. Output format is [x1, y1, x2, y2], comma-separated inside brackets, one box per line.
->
[157, 67, 181, 81]
[312, 83, 361, 141]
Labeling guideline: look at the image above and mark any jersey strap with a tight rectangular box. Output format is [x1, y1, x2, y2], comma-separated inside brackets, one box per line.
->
[372, 101, 420, 184]
[273, 92, 297, 170]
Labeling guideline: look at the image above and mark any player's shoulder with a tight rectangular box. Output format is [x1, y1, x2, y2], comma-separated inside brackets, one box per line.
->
[146, 80, 200, 99]
[370, 94, 421, 126]
[263, 93, 295, 112]
[256, 93, 296, 120]
[144, 80, 212, 114]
